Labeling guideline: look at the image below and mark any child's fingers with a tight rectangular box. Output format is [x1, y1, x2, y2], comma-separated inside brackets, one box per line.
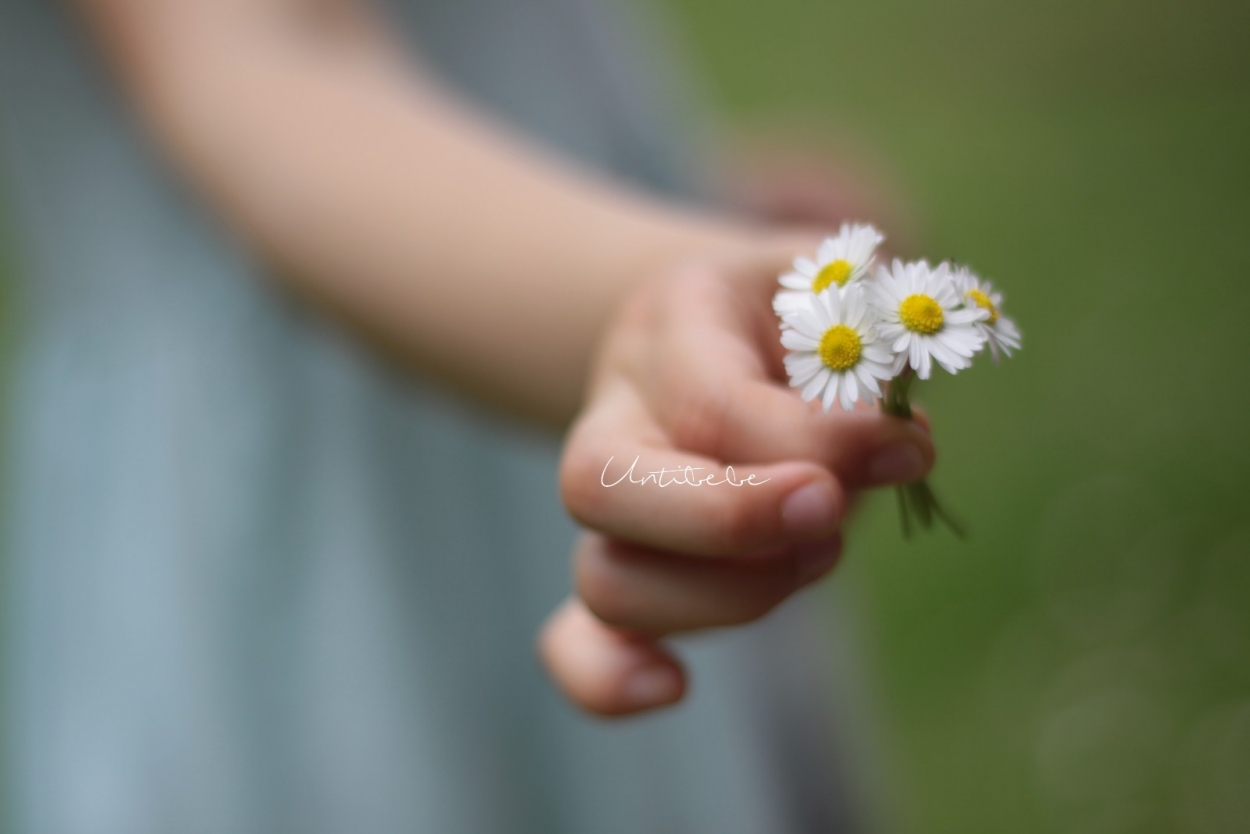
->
[665, 380, 936, 489]
[537, 597, 686, 717]
[562, 382, 845, 557]
[646, 273, 936, 487]
[574, 532, 842, 635]
[650, 305, 935, 490]
[560, 440, 844, 558]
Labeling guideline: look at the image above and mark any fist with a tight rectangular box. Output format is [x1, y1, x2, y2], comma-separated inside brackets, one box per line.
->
[540, 241, 934, 716]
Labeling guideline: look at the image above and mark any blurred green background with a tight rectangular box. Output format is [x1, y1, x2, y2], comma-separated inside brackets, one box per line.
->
[663, 0, 1250, 831]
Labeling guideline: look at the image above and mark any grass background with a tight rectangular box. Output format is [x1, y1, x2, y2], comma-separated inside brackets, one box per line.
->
[661, 0, 1250, 831]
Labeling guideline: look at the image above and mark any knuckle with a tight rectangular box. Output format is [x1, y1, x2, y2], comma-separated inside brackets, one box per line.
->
[707, 495, 770, 554]
[665, 261, 722, 297]
[574, 545, 636, 628]
[664, 389, 729, 459]
[714, 507, 755, 553]
[690, 587, 786, 630]
[558, 446, 607, 525]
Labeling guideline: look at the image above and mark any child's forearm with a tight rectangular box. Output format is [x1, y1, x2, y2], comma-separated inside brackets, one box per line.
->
[79, 0, 761, 424]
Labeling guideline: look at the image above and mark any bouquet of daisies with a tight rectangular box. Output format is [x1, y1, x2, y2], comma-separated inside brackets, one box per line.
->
[775, 223, 1021, 537]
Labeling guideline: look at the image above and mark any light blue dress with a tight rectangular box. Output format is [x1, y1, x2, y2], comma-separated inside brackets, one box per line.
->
[0, 1, 871, 831]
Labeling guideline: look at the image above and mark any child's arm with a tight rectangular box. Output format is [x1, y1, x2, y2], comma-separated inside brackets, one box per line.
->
[77, 0, 758, 423]
[78, 0, 936, 716]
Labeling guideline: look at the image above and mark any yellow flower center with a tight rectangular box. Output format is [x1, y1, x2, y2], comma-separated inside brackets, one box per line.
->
[818, 324, 862, 371]
[965, 288, 999, 324]
[899, 294, 944, 335]
[811, 259, 853, 293]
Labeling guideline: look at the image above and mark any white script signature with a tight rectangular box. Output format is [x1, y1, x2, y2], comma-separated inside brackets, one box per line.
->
[600, 456, 772, 488]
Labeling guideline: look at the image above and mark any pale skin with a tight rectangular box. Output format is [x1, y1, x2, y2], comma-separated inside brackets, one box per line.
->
[79, 0, 935, 716]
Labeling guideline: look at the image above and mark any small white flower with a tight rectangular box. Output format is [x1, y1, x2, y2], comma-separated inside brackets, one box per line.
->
[952, 265, 1021, 362]
[781, 285, 895, 412]
[773, 222, 884, 318]
[869, 259, 987, 380]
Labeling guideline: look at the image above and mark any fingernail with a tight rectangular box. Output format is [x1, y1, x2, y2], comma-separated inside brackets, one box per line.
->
[867, 444, 927, 485]
[625, 666, 682, 709]
[782, 482, 838, 536]
[795, 541, 841, 583]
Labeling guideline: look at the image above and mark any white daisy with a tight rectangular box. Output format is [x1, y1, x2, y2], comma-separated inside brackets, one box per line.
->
[773, 222, 884, 318]
[869, 259, 988, 380]
[780, 285, 895, 413]
[952, 265, 1022, 362]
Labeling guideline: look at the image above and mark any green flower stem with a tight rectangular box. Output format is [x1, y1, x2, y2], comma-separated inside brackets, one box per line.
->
[881, 369, 966, 539]
[896, 480, 912, 539]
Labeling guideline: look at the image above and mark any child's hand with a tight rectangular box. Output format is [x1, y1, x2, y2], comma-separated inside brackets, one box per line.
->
[539, 241, 936, 716]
